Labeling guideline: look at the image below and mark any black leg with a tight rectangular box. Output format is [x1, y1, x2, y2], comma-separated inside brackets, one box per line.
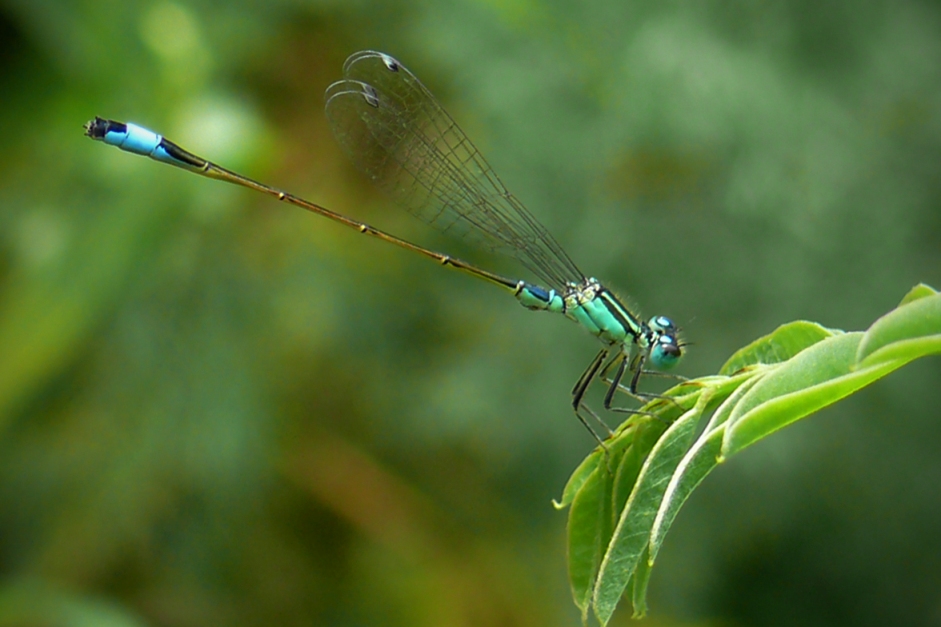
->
[632, 370, 692, 407]
[572, 349, 607, 408]
[576, 402, 613, 444]
[628, 352, 645, 394]
[593, 352, 661, 420]
[628, 353, 674, 403]
[611, 353, 661, 404]
[603, 356, 628, 409]
[593, 352, 675, 424]
[571, 349, 614, 445]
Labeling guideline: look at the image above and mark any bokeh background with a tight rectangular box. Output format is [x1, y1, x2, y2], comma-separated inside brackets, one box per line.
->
[1, 1, 940, 625]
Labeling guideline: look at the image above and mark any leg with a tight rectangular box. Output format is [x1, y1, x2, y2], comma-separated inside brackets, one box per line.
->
[603, 355, 628, 409]
[571, 349, 614, 445]
[602, 353, 680, 419]
[638, 369, 690, 383]
[572, 348, 607, 401]
[576, 402, 613, 445]
[600, 353, 662, 420]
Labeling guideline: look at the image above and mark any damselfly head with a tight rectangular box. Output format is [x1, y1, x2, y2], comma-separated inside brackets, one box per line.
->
[646, 315, 682, 370]
[649, 332, 682, 370]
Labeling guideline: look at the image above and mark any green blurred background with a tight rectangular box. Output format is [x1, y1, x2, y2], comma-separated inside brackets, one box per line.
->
[1, 0, 940, 625]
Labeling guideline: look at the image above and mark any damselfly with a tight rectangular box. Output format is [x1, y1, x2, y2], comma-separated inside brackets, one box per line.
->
[85, 50, 684, 442]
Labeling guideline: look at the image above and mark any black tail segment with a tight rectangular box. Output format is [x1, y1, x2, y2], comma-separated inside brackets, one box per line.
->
[84, 116, 123, 140]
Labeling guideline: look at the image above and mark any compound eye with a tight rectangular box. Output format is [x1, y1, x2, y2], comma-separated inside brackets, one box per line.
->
[648, 315, 677, 334]
[650, 334, 682, 370]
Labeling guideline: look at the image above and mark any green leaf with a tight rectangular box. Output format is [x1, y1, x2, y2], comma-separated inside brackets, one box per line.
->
[719, 320, 835, 376]
[723, 332, 870, 455]
[648, 373, 764, 565]
[897, 282, 938, 306]
[857, 291, 941, 367]
[555, 447, 605, 510]
[628, 545, 652, 619]
[592, 398, 707, 624]
[560, 283, 941, 624]
[566, 433, 633, 619]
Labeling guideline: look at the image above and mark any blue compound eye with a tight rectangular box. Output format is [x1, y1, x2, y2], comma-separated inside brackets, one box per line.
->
[650, 334, 682, 370]
[648, 315, 677, 334]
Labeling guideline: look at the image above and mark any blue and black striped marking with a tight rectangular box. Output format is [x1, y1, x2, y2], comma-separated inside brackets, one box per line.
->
[516, 283, 564, 313]
[84, 117, 206, 172]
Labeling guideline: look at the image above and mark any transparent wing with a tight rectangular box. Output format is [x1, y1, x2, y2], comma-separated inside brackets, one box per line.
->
[324, 50, 584, 291]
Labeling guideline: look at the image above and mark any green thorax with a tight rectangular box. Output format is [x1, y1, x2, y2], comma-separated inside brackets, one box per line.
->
[515, 278, 643, 346]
